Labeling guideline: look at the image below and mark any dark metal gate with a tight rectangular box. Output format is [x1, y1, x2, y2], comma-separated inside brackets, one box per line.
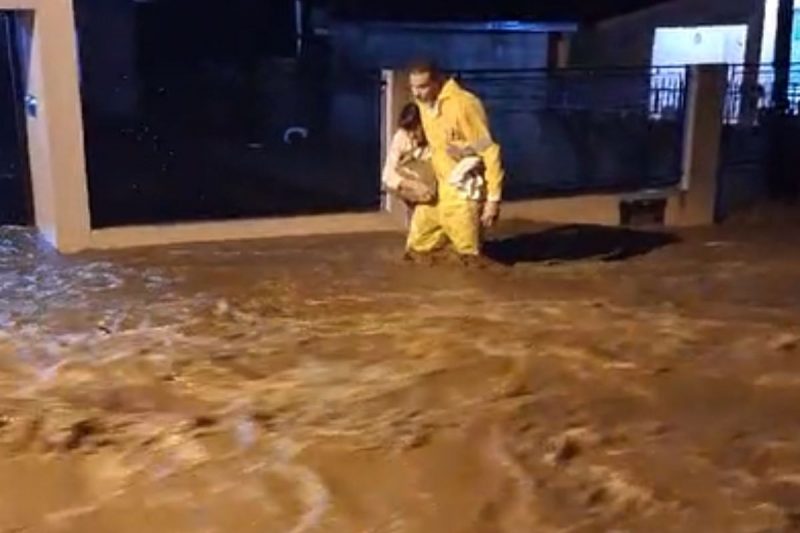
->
[455, 67, 688, 201]
[717, 64, 800, 220]
[74, 1, 383, 228]
[0, 12, 32, 226]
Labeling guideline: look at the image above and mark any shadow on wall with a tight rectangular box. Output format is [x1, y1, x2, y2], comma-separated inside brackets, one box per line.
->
[484, 224, 680, 266]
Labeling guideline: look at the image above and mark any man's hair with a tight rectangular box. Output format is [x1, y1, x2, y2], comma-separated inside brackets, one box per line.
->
[407, 59, 443, 81]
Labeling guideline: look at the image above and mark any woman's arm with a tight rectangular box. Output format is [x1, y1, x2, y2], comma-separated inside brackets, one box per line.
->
[381, 130, 410, 190]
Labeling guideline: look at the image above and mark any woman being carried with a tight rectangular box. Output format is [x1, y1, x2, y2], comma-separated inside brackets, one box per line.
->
[381, 102, 437, 206]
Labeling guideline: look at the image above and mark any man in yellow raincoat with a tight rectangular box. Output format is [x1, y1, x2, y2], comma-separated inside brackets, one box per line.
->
[405, 60, 505, 260]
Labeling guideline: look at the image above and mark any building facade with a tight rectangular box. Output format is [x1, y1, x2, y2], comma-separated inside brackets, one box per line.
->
[570, 0, 766, 68]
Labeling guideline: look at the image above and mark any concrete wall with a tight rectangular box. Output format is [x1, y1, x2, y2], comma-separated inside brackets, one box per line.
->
[570, 0, 765, 67]
[666, 65, 727, 225]
[330, 22, 551, 70]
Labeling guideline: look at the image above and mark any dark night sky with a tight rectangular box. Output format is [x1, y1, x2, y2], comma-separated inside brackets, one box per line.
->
[327, 0, 674, 22]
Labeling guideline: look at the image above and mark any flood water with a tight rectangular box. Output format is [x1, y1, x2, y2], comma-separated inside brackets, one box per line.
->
[1, 218, 800, 532]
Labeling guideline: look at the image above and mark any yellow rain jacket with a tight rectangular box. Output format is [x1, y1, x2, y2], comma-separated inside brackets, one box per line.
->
[407, 78, 505, 256]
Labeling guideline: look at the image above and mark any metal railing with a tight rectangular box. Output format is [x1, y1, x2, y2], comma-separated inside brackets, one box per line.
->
[455, 66, 688, 117]
[648, 67, 688, 120]
[450, 66, 687, 198]
[724, 64, 800, 124]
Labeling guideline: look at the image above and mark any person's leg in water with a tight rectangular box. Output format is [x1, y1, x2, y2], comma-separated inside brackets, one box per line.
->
[405, 203, 447, 262]
[438, 182, 482, 258]
[406, 184, 495, 267]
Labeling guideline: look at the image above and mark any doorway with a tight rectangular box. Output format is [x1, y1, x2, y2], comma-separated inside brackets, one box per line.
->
[0, 11, 32, 226]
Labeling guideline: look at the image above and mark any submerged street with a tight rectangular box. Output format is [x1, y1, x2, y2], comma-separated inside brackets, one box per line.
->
[1, 218, 800, 532]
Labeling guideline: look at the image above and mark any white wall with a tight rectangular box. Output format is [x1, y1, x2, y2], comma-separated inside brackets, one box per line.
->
[652, 25, 749, 66]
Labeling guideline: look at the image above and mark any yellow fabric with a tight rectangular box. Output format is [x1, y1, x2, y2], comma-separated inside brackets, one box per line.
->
[406, 182, 481, 255]
[418, 79, 504, 202]
[406, 78, 503, 256]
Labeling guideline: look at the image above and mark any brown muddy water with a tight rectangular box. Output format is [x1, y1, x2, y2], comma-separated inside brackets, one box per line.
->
[1, 220, 800, 532]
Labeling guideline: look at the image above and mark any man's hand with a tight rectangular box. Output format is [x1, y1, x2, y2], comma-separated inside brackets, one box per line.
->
[446, 144, 477, 161]
[481, 200, 500, 228]
[446, 144, 464, 161]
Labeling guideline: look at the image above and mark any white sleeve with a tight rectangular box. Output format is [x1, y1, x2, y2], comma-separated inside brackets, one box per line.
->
[381, 130, 409, 190]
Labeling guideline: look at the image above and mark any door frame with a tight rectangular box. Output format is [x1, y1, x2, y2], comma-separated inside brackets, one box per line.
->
[0, 0, 90, 252]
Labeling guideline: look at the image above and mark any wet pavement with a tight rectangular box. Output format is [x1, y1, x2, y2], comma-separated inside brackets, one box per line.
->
[1, 219, 800, 532]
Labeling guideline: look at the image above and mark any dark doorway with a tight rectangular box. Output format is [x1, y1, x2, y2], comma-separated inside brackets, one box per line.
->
[0, 11, 32, 226]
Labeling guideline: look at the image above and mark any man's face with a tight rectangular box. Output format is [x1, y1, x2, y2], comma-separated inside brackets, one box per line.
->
[410, 71, 440, 105]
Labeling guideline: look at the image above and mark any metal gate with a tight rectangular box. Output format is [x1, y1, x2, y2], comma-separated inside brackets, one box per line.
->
[717, 64, 800, 220]
[455, 67, 687, 201]
[74, 0, 383, 228]
[81, 60, 383, 228]
[0, 12, 31, 226]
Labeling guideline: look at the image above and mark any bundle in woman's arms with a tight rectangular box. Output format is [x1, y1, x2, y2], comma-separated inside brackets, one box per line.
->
[394, 153, 438, 205]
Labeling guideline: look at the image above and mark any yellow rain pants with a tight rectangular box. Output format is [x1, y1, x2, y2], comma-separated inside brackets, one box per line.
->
[406, 78, 504, 256]
[406, 182, 482, 254]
